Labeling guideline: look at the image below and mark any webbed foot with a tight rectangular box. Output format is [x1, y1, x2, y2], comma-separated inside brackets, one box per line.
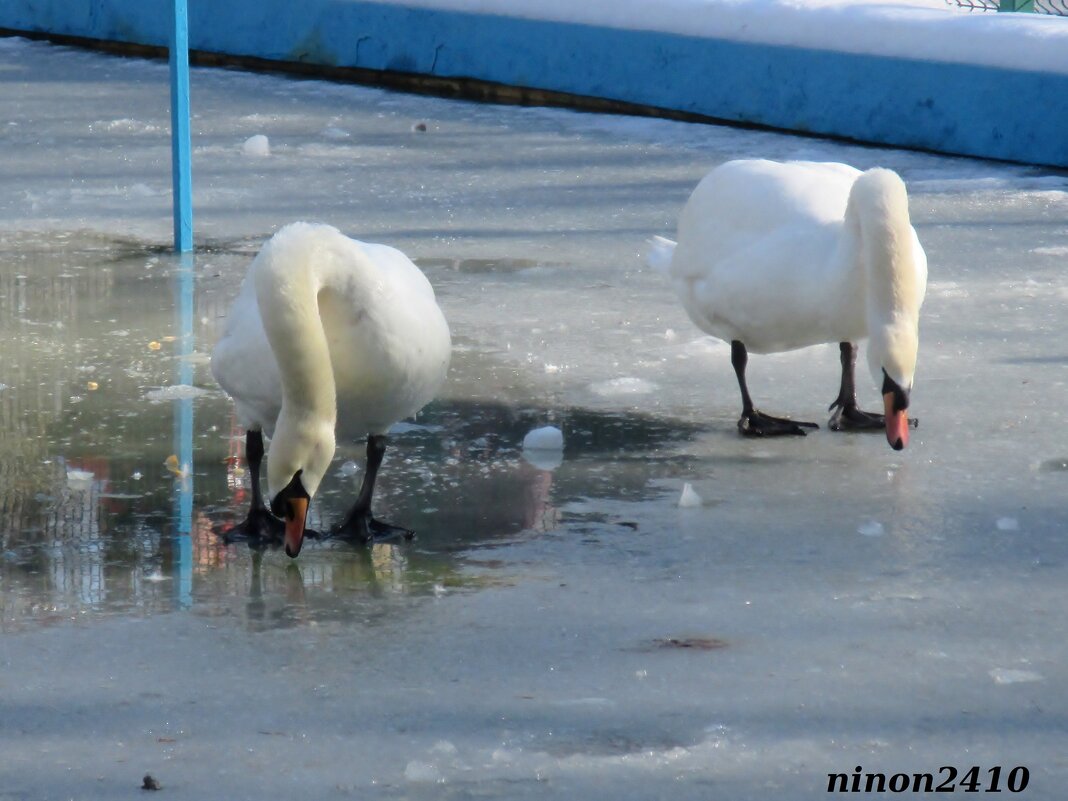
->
[738, 410, 819, 437]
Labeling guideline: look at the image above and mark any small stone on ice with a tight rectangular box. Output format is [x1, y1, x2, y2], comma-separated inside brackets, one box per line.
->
[678, 482, 702, 508]
[857, 520, 884, 537]
[996, 517, 1019, 531]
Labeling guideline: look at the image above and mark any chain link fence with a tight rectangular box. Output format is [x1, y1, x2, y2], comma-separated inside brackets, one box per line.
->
[946, 0, 1068, 13]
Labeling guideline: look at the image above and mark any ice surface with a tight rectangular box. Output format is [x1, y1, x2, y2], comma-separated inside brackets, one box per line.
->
[2, 36, 1068, 801]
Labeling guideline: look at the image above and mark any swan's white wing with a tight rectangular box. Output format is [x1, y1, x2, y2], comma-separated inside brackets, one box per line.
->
[210, 272, 282, 435]
[670, 160, 869, 352]
[314, 234, 452, 437]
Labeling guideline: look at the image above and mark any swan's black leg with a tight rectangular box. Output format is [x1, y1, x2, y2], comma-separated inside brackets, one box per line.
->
[731, 340, 818, 437]
[222, 429, 285, 546]
[828, 342, 918, 432]
[330, 434, 414, 544]
[828, 342, 884, 431]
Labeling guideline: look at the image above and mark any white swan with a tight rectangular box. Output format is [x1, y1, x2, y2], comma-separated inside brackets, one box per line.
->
[650, 159, 927, 450]
[211, 222, 451, 557]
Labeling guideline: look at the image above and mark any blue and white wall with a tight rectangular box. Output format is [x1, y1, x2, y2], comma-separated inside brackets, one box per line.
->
[2, 0, 1067, 168]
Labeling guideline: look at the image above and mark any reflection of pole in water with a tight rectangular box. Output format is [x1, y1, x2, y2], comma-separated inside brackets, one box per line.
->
[172, 253, 195, 608]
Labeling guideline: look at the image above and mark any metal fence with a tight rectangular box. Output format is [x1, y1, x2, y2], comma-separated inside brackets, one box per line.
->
[947, 0, 1068, 13]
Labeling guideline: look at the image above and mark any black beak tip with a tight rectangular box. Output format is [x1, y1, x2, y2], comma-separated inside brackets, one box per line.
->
[284, 543, 300, 559]
[891, 438, 904, 451]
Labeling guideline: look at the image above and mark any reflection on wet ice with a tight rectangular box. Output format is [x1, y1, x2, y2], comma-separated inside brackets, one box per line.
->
[0, 241, 703, 631]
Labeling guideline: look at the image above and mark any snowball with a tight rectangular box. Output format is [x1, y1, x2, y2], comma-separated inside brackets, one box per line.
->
[522, 426, 564, 471]
[678, 482, 702, 508]
[522, 426, 564, 451]
[242, 134, 270, 156]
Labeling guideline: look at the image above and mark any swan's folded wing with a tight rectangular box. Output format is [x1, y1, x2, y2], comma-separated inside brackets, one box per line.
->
[211, 277, 283, 435]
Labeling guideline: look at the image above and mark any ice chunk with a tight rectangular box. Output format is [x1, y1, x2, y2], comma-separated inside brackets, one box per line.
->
[242, 134, 270, 157]
[403, 761, 443, 783]
[144, 385, 211, 403]
[857, 520, 884, 537]
[66, 469, 95, 491]
[995, 517, 1019, 531]
[990, 668, 1043, 684]
[678, 482, 702, 508]
[522, 426, 564, 471]
[522, 426, 563, 451]
[589, 377, 657, 397]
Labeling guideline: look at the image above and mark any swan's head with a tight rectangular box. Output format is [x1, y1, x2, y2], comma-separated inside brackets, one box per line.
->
[267, 419, 335, 557]
[270, 471, 312, 558]
[868, 321, 918, 451]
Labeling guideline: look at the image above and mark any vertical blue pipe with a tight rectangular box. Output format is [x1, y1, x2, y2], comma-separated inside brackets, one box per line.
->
[169, 0, 193, 253]
[172, 252, 196, 608]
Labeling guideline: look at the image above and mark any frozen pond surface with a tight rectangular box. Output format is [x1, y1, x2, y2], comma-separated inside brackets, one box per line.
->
[3, 36, 1068, 800]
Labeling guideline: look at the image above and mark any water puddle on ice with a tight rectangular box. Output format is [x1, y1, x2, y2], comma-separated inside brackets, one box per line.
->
[0, 238, 702, 631]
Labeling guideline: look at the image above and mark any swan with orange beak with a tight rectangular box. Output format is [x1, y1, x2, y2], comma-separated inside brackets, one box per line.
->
[212, 222, 451, 557]
[649, 159, 926, 449]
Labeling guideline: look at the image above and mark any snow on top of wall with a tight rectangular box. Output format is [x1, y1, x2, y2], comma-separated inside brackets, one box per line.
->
[373, 0, 1068, 75]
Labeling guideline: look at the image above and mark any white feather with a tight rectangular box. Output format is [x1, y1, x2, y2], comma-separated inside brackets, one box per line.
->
[211, 222, 451, 500]
[661, 159, 927, 391]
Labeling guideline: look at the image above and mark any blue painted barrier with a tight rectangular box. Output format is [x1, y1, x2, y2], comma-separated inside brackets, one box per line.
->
[1, 0, 1066, 168]
[169, 0, 193, 253]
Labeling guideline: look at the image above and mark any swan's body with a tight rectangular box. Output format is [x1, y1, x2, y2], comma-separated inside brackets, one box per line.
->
[212, 222, 451, 555]
[652, 159, 927, 449]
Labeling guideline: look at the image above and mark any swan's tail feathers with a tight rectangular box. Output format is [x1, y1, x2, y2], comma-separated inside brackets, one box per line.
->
[645, 235, 677, 275]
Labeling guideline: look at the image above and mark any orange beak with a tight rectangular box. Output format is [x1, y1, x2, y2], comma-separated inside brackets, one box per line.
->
[883, 392, 910, 451]
[283, 496, 309, 558]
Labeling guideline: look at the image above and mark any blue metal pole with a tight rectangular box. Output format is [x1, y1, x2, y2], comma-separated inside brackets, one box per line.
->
[169, 0, 193, 253]
[172, 252, 195, 608]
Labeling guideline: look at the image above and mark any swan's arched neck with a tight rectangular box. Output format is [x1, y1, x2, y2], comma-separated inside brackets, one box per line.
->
[253, 234, 339, 501]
